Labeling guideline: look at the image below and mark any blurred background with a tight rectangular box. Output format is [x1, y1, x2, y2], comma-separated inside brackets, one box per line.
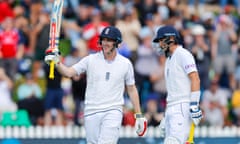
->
[0, 0, 240, 143]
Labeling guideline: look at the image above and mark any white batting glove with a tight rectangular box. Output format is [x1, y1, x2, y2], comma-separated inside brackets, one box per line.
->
[134, 113, 147, 136]
[44, 49, 60, 66]
[190, 102, 202, 125]
[159, 117, 166, 137]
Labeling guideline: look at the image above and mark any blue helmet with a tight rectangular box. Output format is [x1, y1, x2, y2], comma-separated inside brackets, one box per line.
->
[153, 25, 180, 43]
[100, 26, 122, 44]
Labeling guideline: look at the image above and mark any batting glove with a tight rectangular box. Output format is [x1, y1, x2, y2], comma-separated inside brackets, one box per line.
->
[134, 113, 147, 136]
[44, 49, 60, 66]
[159, 117, 166, 137]
[190, 102, 202, 125]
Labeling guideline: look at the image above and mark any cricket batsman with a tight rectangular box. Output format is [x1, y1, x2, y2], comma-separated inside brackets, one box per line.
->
[152, 25, 203, 144]
[45, 26, 147, 143]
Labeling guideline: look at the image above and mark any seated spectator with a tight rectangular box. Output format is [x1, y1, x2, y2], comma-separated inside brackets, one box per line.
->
[0, 67, 17, 114]
[144, 94, 164, 127]
[17, 73, 44, 125]
[201, 80, 231, 127]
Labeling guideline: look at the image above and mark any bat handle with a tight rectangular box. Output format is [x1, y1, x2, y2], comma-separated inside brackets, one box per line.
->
[49, 60, 55, 79]
[187, 123, 195, 144]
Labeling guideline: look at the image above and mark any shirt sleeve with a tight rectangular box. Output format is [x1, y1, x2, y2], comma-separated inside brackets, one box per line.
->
[180, 50, 198, 74]
[72, 55, 89, 75]
[125, 61, 135, 86]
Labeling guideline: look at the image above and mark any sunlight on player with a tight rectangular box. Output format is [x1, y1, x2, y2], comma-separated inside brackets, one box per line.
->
[45, 26, 147, 143]
[153, 25, 202, 144]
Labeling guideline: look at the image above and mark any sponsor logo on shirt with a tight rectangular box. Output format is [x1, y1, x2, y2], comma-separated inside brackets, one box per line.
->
[184, 64, 196, 70]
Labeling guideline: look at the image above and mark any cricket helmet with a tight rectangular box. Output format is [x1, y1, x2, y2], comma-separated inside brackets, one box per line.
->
[152, 25, 181, 56]
[153, 25, 180, 43]
[100, 26, 122, 44]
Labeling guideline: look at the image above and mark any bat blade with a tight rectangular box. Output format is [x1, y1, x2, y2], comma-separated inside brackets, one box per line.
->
[48, 0, 64, 79]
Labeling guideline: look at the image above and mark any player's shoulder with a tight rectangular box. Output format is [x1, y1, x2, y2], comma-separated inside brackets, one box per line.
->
[176, 46, 193, 57]
[117, 53, 132, 64]
[87, 52, 101, 59]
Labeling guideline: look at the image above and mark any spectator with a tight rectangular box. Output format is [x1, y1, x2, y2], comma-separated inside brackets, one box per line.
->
[62, 4, 90, 49]
[134, 0, 158, 26]
[134, 27, 158, 104]
[82, 8, 109, 53]
[62, 0, 79, 19]
[0, 17, 25, 80]
[14, 15, 31, 56]
[189, 24, 211, 91]
[115, 7, 141, 62]
[156, 0, 169, 22]
[115, 0, 134, 19]
[201, 80, 230, 127]
[211, 14, 238, 89]
[188, 0, 206, 14]
[219, 0, 240, 14]
[0, 67, 17, 114]
[17, 73, 44, 125]
[144, 94, 164, 127]
[31, 8, 50, 81]
[0, 0, 14, 23]
[101, 1, 117, 25]
[43, 64, 65, 126]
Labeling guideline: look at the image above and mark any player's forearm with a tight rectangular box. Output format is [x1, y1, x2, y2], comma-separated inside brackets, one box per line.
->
[127, 85, 142, 113]
[189, 72, 200, 92]
[57, 63, 76, 78]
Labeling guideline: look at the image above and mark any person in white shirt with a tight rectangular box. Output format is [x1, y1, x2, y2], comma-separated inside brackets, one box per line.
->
[44, 26, 147, 143]
[152, 25, 202, 144]
[0, 67, 17, 114]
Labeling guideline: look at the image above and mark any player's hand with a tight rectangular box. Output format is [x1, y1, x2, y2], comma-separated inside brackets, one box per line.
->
[134, 113, 147, 136]
[190, 102, 202, 125]
[44, 49, 60, 66]
[159, 117, 166, 137]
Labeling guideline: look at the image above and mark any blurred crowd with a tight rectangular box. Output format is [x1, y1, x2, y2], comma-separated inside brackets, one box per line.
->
[0, 0, 240, 128]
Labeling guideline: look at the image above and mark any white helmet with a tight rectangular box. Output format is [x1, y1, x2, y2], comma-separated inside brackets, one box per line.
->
[191, 24, 206, 36]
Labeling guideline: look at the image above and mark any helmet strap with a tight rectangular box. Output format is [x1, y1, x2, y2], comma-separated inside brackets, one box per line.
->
[161, 37, 175, 57]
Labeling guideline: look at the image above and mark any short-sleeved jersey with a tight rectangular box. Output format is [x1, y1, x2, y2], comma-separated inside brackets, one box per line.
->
[72, 51, 135, 115]
[0, 29, 19, 58]
[165, 46, 197, 106]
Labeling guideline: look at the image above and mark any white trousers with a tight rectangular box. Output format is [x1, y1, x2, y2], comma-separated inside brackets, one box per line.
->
[84, 109, 123, 144]
[165, 102, 191, 144]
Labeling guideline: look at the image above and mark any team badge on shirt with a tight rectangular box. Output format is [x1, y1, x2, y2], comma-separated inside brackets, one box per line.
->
[105, 72, 110, 81]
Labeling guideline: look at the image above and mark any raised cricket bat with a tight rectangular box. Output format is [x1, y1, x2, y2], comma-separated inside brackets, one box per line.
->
[186, 122, 195, 144]
[48, 0, 64, 79]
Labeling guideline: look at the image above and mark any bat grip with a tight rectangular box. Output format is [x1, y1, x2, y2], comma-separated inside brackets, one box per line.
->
[49, 60, 55, 79]
[187, 123, 195, 143]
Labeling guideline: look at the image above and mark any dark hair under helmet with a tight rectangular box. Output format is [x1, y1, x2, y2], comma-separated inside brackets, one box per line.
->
[153, 25, 180, 43]
[100, 26, 122, 44]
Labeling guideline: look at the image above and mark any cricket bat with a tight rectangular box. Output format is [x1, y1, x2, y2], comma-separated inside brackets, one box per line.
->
[186, 122, 195, 144]
[48, 0, 64, 79]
